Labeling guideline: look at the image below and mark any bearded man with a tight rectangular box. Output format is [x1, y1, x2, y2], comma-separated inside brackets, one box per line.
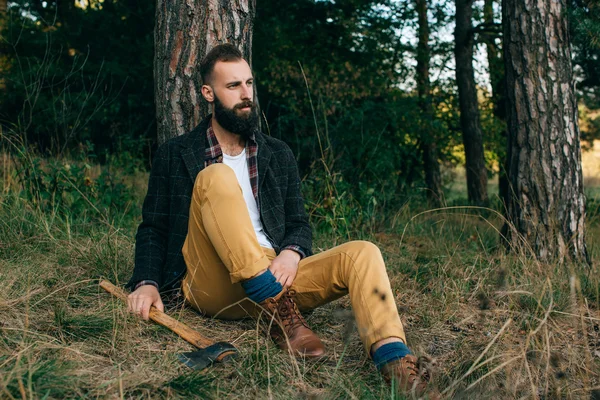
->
[126, 44, 436, 397]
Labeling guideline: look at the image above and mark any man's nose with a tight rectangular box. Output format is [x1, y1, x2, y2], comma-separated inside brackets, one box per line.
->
[241, 84, 252, 100]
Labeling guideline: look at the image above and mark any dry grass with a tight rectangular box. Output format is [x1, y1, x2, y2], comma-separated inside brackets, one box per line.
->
[1, 156, 599, 399]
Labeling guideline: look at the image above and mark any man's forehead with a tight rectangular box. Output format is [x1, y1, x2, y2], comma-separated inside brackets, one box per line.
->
[212, 60, 253, 83]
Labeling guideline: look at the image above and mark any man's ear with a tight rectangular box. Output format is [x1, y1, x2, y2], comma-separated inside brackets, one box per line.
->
[201, 84, 214, 102]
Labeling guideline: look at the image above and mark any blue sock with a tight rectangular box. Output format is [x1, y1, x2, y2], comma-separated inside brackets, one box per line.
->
[372, 342, 412, 370]
[241, 269, 283, 303]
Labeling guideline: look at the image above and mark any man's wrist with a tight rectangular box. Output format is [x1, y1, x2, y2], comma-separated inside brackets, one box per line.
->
[134, 280, 159, 291]
[281, 248, 302, 263]
[281, 245, 305, 260]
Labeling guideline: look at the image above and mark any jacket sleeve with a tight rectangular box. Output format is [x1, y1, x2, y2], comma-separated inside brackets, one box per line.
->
[279, 144, 313, 257]
[126, 143, 171, 290]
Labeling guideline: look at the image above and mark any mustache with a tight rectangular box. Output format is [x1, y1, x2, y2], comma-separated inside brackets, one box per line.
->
[234, 101, 255, 110]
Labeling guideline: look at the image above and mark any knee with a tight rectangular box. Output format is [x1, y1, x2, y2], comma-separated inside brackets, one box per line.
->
[194, 164, 238, 198]
[351, 240, 382, 257]
[337, 241, 386, 285]
[343, 241, 384, 266]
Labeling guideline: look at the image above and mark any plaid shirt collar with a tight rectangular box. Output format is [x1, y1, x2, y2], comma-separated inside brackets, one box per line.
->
[204, 119, 259, 201]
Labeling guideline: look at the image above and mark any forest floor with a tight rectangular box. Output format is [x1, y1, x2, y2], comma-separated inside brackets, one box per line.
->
[1, 157, 600, 399]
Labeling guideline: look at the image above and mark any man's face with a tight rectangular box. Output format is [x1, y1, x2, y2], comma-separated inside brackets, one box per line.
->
[204, 59, 258, 138]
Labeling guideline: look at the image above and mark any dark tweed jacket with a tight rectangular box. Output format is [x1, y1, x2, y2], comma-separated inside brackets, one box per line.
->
[127, 116, 313, 293]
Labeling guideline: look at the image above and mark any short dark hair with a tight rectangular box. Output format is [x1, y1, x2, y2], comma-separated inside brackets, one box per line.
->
[200, 43, 243, 84]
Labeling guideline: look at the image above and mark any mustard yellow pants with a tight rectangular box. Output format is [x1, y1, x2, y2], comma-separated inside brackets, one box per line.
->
[182, 164, 406, 353]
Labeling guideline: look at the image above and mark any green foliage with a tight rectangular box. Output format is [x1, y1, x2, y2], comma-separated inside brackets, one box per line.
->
[1, 0, 155, 156]
[254, 0, 463, 210]
[570, 0, 600, 141]
[570, 0, 600, 85]
[8, 140, 142, 226]
[479, 91, 507, 176]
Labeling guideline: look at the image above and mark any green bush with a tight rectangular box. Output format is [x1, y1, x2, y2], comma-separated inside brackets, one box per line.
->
[9, 142, 142, 225]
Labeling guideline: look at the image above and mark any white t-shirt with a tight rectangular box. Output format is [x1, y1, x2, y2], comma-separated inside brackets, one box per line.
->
[222, 149, 274, 249]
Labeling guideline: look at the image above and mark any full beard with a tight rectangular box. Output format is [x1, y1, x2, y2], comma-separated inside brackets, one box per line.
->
[213, 95, 259, 140]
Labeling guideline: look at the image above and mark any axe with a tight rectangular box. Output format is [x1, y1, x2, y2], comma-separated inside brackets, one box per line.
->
[99, 280, 237, 370]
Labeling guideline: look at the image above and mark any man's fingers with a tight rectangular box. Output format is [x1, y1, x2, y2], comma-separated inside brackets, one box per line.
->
[279, 273, 290, 288]
[135, 299, 145, 317]
[154, 298, 164, 313]
[141, 300, 151, 320]
[132, 298, 141, 315]
[126, 286, 163, 321]
[272, 270, 282, 282]
[130, 297, 141, 315]
[276, 274, 285, 286]
[126, 296, 134, 313]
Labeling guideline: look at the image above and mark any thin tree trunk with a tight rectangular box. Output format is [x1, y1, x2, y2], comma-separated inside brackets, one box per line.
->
[416, 0, 444, 206]
[0, 0, 8, 90]
[483, 0, 509, 207]
[502, 0, 589, 263]
[454, 0, 488, 205]
[155, 0, 256, 145]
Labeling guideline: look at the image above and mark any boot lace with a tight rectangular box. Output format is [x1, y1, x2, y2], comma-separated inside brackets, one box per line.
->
[404, 356, 430, 393]
[382, 355, 431, 395]
[275, 289, 309, 334]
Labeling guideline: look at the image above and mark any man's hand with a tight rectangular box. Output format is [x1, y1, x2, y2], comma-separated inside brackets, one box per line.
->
[268, 249, 301, 288]
[127, 285, 164, 320]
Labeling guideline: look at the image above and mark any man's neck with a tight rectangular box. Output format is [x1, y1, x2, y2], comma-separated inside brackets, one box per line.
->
[211, 117, 245, 156]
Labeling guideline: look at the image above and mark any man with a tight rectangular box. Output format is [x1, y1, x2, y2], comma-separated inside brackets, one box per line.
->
[127, 44, 436, 397]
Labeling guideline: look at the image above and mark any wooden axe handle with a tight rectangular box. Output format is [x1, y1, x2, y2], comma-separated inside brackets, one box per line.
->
[99, 280, 215, 348]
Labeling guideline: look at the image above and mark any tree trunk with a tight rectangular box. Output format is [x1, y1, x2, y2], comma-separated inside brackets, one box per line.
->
[0, 0, 7, 90]
[416, 0, 444, 207]
[155, 0, 256, 145]
[454, 0, 488, 205]
[483, 0, 509, 207]
[502, 0, 589, 263]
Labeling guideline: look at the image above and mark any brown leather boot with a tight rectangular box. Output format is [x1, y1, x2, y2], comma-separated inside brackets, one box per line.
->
[380, 355, 440, 399]
[258, 289, 325, 358]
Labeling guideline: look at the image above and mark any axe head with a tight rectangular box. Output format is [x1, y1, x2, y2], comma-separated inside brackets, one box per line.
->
[177, 341, 238, 371]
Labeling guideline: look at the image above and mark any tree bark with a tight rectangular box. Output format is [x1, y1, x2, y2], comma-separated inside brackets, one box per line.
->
[483, 0, 509, 206]
[0, 0, 8, 91]
[416, 0, 443, 206]
[454, 0, 488, 205]
[155, 0, 256, 145]
[502, 0, 589, 263]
